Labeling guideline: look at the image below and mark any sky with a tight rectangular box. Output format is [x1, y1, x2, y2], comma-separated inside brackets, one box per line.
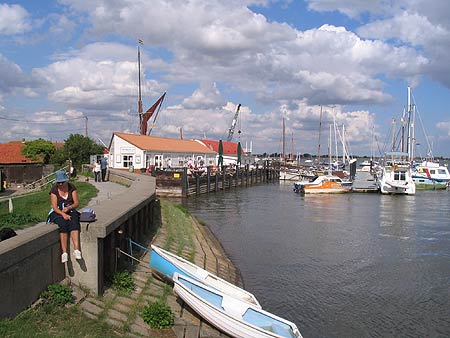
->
[1, 0, 450, 157]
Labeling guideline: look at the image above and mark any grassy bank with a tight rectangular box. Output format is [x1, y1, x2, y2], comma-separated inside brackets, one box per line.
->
[0, 181, 98, 230]
[0, 199, 196, 337]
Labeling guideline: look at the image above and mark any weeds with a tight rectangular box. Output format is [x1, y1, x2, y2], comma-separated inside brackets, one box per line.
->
[111, 271, 135, 295]
[141, 301, 175, 329]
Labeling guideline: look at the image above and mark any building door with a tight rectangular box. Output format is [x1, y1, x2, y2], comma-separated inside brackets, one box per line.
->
[154, 155, 163, 169]
[145, 154, 151, 169]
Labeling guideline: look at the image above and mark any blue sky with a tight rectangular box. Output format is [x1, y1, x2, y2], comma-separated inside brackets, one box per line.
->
[1, 0, 450, 157]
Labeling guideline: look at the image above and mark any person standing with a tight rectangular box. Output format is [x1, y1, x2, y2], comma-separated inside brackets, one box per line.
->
[48, 170, 82, 263]
[100, 156, 108, 182]
[93, 161, 101, 182]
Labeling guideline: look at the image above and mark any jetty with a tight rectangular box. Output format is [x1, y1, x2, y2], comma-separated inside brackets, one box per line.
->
[352, 170, 378, 193]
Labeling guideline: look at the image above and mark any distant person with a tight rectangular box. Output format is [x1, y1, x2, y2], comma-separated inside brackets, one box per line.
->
[48, 170, 82, 263]
[93, 161, 101, 182]
[100, 156, 108, 182]
[0, 171, 6, 192]
[70, 163, 77, 178]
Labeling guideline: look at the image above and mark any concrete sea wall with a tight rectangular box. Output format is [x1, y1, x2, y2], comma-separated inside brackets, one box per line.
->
[0, 169, 157, 318]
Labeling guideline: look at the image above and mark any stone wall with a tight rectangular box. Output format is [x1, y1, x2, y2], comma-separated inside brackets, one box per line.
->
[0, 169, 157, 318]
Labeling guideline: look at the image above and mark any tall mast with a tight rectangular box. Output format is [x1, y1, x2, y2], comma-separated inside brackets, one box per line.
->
[138, 45, 143, 134]
[282, 117, 286, 165]
[317, 105, 323, 163]
[328, 124, 332, 174]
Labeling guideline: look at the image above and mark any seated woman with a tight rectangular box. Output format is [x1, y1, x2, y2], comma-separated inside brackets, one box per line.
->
[48, 170, 82, 263]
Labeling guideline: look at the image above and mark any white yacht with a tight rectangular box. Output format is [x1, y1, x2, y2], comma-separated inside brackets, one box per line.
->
[377, 152, 415, 195]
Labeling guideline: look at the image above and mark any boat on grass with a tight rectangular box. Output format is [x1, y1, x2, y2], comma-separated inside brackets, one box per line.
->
[173, 272, 303, 338]
[149, 244, 260, 307]
[293, 174, 352, 194]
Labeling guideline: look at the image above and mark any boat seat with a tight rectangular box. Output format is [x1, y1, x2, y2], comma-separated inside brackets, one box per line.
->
[221, 296, 247, 318]
[195, 268, 209, 279]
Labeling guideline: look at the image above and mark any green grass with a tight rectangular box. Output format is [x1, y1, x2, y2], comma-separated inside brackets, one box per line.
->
[160, 199, 195, 260]
[0, 181, 98, 230]
[0, 199, 198, 337]
[0, 306, 123, 338]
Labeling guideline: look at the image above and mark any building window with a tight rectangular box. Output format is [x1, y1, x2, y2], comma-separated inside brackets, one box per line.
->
[123, 155, 133, 167]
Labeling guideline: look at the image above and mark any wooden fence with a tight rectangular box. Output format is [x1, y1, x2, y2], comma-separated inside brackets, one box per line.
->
[155, 164, 279, 197]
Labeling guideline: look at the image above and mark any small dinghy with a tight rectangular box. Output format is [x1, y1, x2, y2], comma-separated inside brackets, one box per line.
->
[149, 244, 260, 307]
[173, 272, 303, 338]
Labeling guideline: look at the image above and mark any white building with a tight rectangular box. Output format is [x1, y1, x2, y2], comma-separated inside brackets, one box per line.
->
[108, 133, 217, 171]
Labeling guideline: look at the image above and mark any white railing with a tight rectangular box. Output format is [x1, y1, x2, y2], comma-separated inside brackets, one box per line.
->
[23, 165, 69, 191]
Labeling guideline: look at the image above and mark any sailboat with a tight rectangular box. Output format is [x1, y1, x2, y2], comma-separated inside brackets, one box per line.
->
[136, 40, 166, 135]
[293, 124, 352, 194]
[376, 88, 416, 195]
[405, 88, 450, 189]
[279, 118, 303, 181]
[377, 151, 416, 195]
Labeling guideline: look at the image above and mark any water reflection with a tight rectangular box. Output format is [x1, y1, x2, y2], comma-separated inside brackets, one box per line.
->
[184, 185, 450, 338]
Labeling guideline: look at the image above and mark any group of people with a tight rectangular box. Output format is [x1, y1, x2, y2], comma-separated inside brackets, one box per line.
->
[93, 157, 108, 182]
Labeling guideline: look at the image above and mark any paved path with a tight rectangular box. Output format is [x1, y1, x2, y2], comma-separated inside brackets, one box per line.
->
[72, 179, 238, 337]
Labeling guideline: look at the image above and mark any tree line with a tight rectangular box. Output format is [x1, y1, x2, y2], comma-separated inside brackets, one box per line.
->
[21, 134, 105, 168]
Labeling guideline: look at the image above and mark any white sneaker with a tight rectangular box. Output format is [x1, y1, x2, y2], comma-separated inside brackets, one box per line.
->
[61, 252, 68, 263]
[74, 250, 82, 260]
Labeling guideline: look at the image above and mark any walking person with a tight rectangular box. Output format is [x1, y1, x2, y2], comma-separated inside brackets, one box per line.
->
[48, 170, 82, 263]
[100, 156, 108, 182]
[93, 160, 101, 182]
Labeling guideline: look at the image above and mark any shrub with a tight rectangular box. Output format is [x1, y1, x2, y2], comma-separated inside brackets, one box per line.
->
[40, 283, 74, 307]
[111, 271, 135, 295]
[142, 301, 175, 329]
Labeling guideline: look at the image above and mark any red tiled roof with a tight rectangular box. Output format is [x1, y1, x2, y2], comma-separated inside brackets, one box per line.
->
[0, 141, 42, 164]
[198, 139, 244, 156]
[113, 133, 217, 154]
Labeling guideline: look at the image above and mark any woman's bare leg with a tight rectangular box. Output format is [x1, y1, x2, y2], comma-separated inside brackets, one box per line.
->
[60, 233, 68, 253]
[70, 230, 80, 251]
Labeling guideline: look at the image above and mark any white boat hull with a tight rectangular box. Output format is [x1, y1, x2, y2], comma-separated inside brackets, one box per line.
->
[150, 245, 260, 307]
[173, 273, 302, 338]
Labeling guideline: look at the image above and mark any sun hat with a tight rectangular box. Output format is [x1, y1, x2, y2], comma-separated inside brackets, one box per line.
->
[55, 170, 69, 183]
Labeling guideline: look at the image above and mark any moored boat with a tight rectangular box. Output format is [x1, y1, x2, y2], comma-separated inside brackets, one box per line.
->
[173, 272, 303, 338]
[412, 161, 450, 190]
[293, 174, 352, 194]
[149, 244, 260, 307]
[376, 152, 415, 195]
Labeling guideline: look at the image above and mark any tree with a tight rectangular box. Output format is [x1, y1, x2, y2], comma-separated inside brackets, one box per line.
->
[22, 138, 56, 164]
[63, 134, 105, 167]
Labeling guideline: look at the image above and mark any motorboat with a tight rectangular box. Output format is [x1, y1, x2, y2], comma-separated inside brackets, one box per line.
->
[293, 174, 352, 194]
[412, 161, 450, 190]
[376, 152, 415, 195]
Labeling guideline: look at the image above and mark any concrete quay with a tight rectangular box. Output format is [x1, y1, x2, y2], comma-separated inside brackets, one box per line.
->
[74, 175, 239, 337]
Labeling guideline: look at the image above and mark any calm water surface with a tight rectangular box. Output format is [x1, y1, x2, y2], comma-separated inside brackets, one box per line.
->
[183, 183, 450, 338]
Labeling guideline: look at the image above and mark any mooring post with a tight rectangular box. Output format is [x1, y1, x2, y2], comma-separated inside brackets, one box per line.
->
[207, 166, 211, 193]
[182, 167, 188, 197]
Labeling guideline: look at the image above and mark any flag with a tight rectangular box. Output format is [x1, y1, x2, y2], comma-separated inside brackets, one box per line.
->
[138, 39, 144, 44]
[141, 92, 166, 135]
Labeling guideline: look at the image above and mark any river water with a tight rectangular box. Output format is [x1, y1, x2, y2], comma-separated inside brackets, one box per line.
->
[183, 182, 450, 338]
